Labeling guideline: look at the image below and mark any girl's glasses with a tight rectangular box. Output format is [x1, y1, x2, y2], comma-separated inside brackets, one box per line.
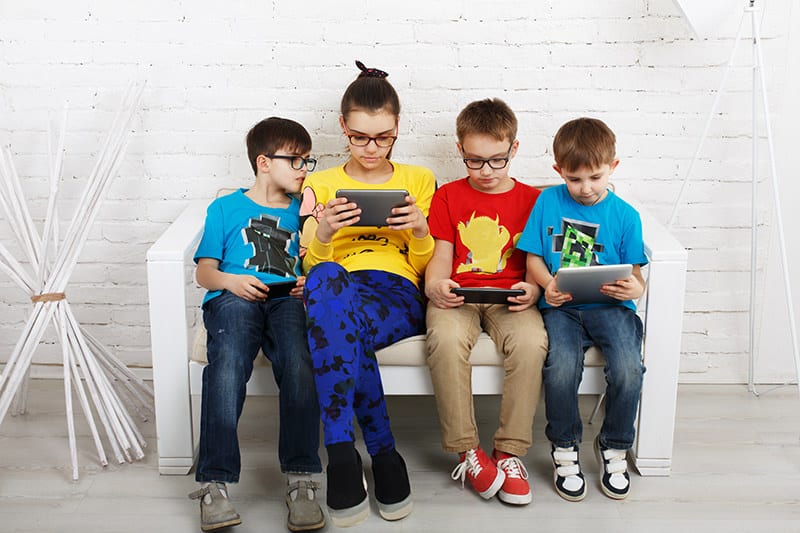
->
[265, 154, 317, 171]
[343, 125, 397, 148]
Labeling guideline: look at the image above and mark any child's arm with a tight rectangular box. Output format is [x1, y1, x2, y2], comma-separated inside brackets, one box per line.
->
[196, 258, 269, 302]
[424, 239, 464, 309]
[526, 253, 572, 307]
[599, 264, 645, 302]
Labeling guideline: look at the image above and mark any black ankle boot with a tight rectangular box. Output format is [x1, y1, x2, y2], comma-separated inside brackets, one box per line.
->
[371, 448, 413, 521]
[326, 442, 369, 527]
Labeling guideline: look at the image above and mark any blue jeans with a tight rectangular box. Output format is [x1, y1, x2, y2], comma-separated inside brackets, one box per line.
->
[196, 291, 322, 483]
[304, 262, 425, 456]
[541, 306, 644, 450]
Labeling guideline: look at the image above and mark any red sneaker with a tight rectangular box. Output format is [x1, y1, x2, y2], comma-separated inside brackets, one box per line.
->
[450, 447, 505, 499]
[493, 450, 532, 505]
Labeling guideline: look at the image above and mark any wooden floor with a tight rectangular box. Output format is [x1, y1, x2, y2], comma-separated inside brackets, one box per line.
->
[1, 381, 799, 532]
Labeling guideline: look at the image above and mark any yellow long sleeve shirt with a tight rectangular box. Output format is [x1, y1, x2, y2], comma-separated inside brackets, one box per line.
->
[300, 162, 436, 287]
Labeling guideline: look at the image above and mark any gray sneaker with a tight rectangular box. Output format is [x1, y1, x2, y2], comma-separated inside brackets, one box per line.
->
[286, 480, 325, 531]
[188, 482, 242, 532]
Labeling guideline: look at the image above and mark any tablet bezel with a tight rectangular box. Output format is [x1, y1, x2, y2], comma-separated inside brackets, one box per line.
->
[335, 189, 409, 227]
[555, 264, 633, 305]
[262, 280, 297, 299]
[450, 287, 525, 305]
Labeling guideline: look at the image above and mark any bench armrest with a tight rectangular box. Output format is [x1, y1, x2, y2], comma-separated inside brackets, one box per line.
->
[146, 199, 209, 468]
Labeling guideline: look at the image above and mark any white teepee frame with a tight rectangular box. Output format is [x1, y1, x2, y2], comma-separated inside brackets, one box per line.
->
[0, 81, 153, 480]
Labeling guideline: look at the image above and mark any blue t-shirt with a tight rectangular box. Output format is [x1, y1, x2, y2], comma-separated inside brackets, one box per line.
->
[194, 188, 302, 304]
[517, 184, 648, 311]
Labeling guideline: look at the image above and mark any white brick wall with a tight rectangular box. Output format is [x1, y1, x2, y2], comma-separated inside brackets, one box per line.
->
[1, 0, 798, 383]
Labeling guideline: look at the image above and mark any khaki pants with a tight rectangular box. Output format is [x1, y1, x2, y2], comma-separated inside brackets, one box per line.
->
[426, 303, 548, 457]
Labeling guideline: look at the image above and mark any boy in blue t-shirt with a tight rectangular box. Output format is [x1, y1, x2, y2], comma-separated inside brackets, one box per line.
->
[189, 117, 324, 532]
[517, 117, 647, 502]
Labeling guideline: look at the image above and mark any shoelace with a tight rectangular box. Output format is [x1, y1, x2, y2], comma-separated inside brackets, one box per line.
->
[450, 449, 483, 488]
[552, 447, 581, 477]
[496, 456, 528, 480]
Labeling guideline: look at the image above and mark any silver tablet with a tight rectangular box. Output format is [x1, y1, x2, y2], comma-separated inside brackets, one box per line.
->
[555, 264, 633, 305]
[335, 189, 409, 227]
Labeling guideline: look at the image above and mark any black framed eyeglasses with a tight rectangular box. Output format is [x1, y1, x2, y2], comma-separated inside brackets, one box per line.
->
[343, 125, 397, 148]
[462, 145, 513, 170]
[265, 154, 317, 172]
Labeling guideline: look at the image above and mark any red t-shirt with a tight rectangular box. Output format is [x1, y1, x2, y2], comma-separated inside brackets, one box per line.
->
[428, 178, 540, 289]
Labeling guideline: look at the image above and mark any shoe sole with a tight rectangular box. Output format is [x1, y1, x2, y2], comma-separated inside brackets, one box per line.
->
[328, 497, 369, 528]
[594, 437, 630, 500]
[201, 517, 242, 532]
[498, 489, 532, 505]
[287, 518, 326, 532]
[378, 496, 413, 521]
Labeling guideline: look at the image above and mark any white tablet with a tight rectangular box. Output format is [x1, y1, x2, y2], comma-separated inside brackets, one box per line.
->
[555, 264, 633, 305]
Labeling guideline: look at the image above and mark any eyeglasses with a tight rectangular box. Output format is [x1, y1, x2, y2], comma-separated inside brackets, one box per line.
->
[265, 154, 317, 172]
[343, 125, 397, 148]
[461, 145, 513, 170]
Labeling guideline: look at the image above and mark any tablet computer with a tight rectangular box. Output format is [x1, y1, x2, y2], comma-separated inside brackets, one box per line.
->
[335, 189, 409, 227]
[262, 280, 297, 299]
[451, 287, 525, 305]
[555, 264, 633, 305]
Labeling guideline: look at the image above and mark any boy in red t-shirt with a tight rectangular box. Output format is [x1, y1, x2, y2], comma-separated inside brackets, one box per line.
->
[425, 98, 548, 505]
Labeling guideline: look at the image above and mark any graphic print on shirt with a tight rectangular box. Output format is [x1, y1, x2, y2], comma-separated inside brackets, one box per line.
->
[242, 214, 298, 277]
[456, 212, 518, 274]
[549, 217, 606, 267]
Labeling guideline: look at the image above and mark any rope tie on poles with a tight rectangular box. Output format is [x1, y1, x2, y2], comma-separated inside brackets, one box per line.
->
[30, 292, 66, 303]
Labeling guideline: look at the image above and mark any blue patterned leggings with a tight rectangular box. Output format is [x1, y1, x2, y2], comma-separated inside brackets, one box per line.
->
[304, 262, 425, 455]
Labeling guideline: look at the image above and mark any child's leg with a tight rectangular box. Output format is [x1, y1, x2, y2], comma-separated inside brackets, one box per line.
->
[483, 305, 548, 457]
[262, 297, 322, 475]
[541, 308, 594, 448]
[196, 291, 264, 483]
[305, 263, 424, 455]
[583, 306, 644, 450]
[347, 270, 425, 455]
[425, 304, 483, 453]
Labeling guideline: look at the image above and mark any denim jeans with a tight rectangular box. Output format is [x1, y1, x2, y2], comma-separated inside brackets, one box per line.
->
[541, 305, 644, 451]
[304, 262, 425, 456]
[196, 290, 322, 483]
[426, 303, 547, 456]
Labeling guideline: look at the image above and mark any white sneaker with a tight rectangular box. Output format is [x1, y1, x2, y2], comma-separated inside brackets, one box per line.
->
[550, 445, 586, 502]
[594, 436, 630, 499]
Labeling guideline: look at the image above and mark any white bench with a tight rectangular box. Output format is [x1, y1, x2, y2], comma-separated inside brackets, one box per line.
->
[146, 197, 687, 477]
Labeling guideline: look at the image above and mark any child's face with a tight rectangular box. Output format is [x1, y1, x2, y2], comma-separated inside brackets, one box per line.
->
[258, 146, 313, 195]
[340, 109, 398, 171]
[458, 134, 518, 194]
[554, 160, 619, 206]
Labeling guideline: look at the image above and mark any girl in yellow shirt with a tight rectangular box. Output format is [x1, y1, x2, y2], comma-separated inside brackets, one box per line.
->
[300, 60, 434, 527]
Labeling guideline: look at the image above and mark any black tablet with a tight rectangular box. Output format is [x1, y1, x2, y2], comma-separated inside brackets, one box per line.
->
[335, 189, 409, 227]
[555, 264, 633, 305]
[451, 287, 525, 304]
[263, 280, 297, 299]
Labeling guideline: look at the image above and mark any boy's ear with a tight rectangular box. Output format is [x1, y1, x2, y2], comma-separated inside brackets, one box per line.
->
[552, 163, 564, 177]
[509, 139, 520, 159]
[256, 154, 270, 174]
[456, 142, 463, 155]
[609, 159, 621, 172]
[338, 115, 347, 133]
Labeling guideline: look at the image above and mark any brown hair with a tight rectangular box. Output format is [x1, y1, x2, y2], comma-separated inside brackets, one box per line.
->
[456, 98, 518, 144]
[552, 117, 616, 172]
[340, 63, 401, 119]
[246, 117, 312, 175]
